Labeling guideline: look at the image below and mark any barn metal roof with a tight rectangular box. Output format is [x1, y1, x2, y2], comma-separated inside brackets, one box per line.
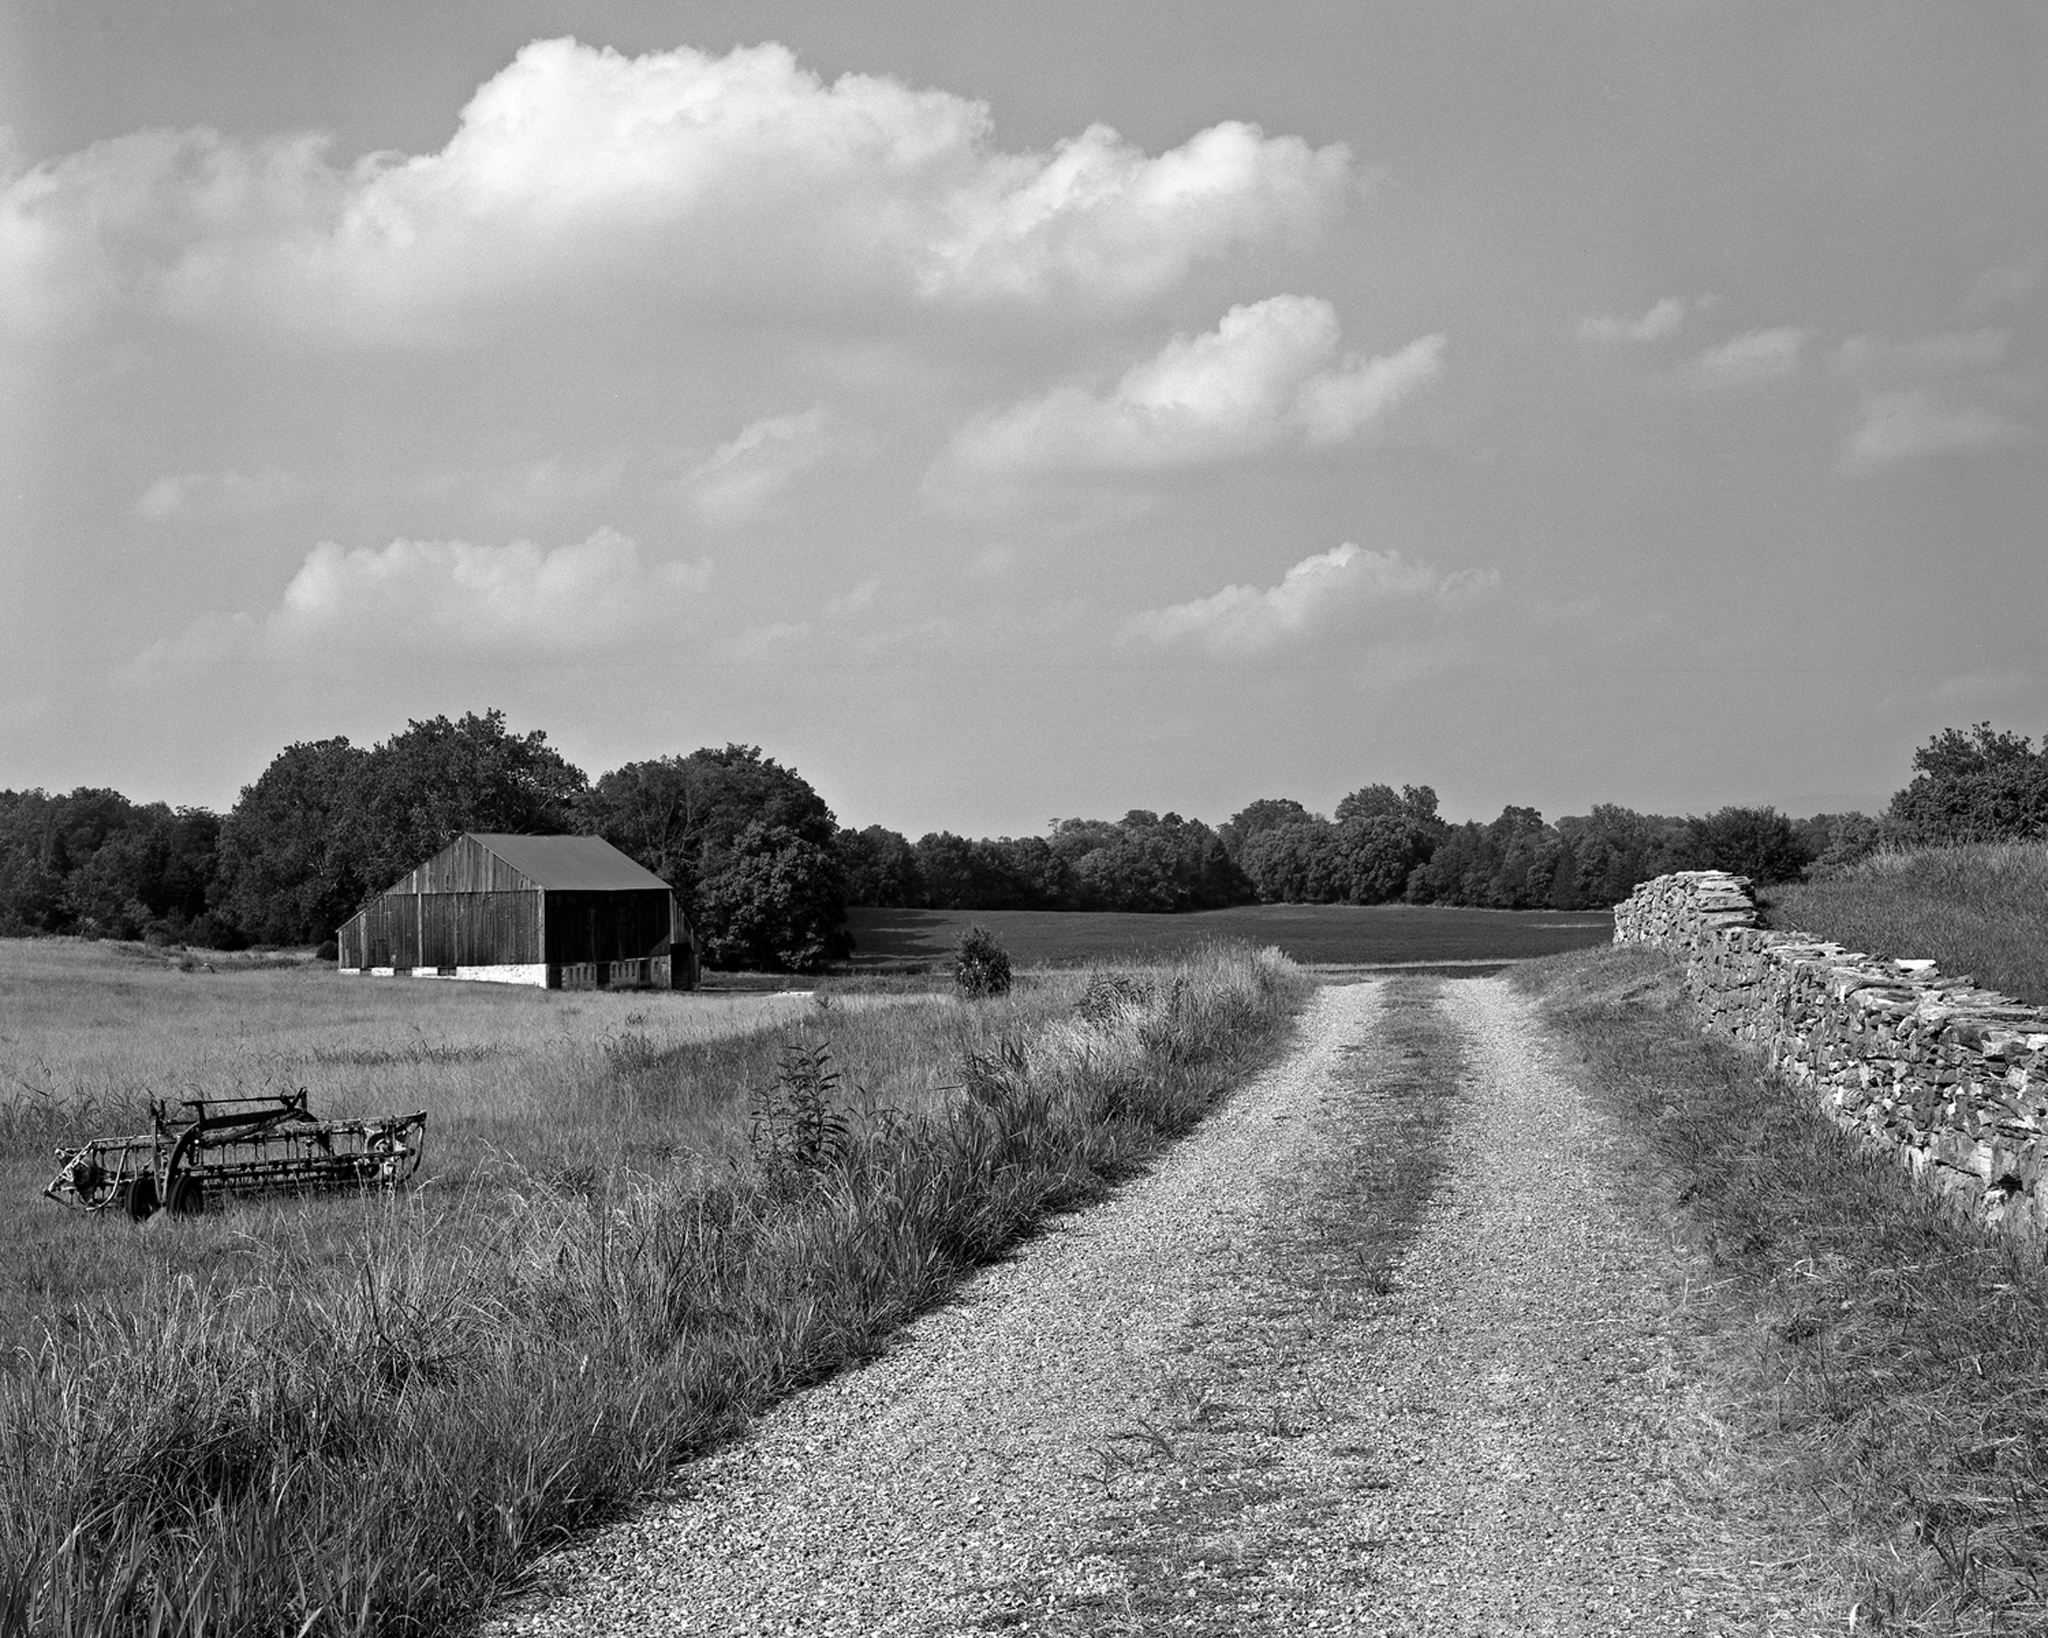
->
[466, 834, 673, 892]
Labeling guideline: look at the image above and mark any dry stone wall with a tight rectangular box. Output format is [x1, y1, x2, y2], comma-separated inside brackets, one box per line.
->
[1614, 870, 2048, 1246]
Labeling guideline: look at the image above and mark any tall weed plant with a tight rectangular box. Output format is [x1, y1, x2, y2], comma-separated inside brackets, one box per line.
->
[0, 943, 1303, 1637]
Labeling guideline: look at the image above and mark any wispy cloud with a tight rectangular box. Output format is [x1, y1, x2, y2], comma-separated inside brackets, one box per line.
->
[1842, 390, 2028, 474]
[1934, 668, 2035, 706]
[1832, 329, 2008, 378]
[132, 467, 305, 522]
[1676, 326, 1807, 391]
[1121, 541, 1495, 657]
[678, 406, 837, 526]
[1577, 296, 1689, 345]
[123, 527, 710, 679]
[0, 39, 1353, 342]
[924, 297, 1443, 511]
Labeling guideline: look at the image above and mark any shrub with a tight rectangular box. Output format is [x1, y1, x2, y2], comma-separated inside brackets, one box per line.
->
[954, 925, 1013, 999]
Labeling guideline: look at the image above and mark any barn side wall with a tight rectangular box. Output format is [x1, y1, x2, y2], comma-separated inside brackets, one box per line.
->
[341, 890, 543, 969]
[1615, 869, 2048, 1246]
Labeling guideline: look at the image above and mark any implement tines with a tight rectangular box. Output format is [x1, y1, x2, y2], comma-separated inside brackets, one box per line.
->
[43, 1090, 427, 1219]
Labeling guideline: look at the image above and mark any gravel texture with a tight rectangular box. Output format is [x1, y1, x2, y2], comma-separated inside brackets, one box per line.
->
[489, 977, 1837, 1636]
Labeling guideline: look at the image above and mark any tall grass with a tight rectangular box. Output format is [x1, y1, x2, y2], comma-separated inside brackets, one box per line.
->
[0, 943, 1304, 1636]
[1767, 842, 2048, 1007]
[1524, 945, 2048, 1633]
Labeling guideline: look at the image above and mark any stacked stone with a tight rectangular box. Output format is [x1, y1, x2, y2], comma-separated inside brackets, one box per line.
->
[1614, 871, 2048, 1248]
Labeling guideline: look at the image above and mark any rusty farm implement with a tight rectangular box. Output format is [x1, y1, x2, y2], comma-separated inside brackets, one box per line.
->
[44, 1091, 427, 1220]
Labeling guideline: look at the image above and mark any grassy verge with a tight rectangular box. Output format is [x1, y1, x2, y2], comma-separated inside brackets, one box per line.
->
[1767, 843, 2048, 1008]
[1521, 945, 2048, 1634]
[2, 944, 1305, 1637]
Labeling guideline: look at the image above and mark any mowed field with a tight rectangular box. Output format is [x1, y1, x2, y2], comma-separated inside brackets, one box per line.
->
[847, 901, 1616, 969]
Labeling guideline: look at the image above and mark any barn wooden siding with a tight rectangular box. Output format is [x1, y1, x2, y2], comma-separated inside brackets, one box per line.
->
[338, 890, 542, 968]
[336, 833, 697, 989]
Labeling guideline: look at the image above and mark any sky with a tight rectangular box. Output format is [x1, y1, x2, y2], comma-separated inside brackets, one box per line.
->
[1, 1, 2043, 836]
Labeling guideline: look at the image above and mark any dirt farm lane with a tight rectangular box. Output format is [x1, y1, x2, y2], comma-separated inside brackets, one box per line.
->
[491, 978, 1837, 1636]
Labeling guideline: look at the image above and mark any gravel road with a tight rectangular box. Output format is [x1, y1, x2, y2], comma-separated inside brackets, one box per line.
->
[490, 977, 1838, 1636]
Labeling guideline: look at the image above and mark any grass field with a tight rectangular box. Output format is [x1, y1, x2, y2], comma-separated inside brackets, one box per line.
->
[847, 901, 1614, 970]
[0, 934, 1305, 1636]
[0, 937, 929, 1349]
[1526, 944, 2048, 1631]
[1767, 842, 2048, 1008]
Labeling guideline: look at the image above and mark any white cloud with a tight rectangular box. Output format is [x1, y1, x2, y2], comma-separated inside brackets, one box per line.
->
[0, 39, 1352, 341]
[124, 527, 709, 679]
[132, 467, 305, 521]
[1577, 296, 1688, 344]
[679, 406, 835, 526]
[1677, 326, 1807, 391]
[924, 297, 1443, 508]
[1842, 390, 2029, 474]
[1121, 541, 1495, 657]
[1293, 334, 1448, 446]
[1833, 329, 2008, 378]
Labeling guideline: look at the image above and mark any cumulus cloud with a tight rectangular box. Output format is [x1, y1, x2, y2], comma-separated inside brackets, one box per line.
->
[1842, 390, 2029, 474]
[132, 467, 305, 521]
[1833, 329, 2008, 377]
[1677, 326, 1807, 391]
[678, 406, 836, 526]
[1577, 296, 1689, 344]
[1121, 541, 1495, 657]
[0, 39, 1352, 341]
[925, 297, 1443, 508]
[124, 527, 709, 679]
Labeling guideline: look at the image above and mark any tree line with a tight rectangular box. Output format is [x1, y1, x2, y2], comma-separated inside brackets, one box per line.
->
[0, 713, 2039, 969]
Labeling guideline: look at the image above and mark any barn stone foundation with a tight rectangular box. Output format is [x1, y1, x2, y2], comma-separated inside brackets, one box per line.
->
[1615, 870, 2048, 1248]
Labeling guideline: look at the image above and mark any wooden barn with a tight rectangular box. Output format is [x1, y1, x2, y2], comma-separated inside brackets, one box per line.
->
[336, 833, 698, 990]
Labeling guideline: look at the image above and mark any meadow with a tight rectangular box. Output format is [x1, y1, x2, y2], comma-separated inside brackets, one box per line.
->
[1766, 841, 2048, 1007]
[0, 934, 1305, 1635]
[846, 900, 1615, 970]
[0, 937, 917, 1347]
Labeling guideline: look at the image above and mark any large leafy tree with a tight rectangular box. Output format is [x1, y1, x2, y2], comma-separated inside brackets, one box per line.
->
[694, 823, 852, 971]
[1220, 798, 1313, 862]
[65, 805, 221, 939]
[1888, 723, 2048, 844]
[355, 711, 587, 891]
[211, 738, 374, 944]
[1684, 805, 1812, 884]
[837, 825, 927, 907]
[582, 745, 847, 969]
[214, 711, 587, 945]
